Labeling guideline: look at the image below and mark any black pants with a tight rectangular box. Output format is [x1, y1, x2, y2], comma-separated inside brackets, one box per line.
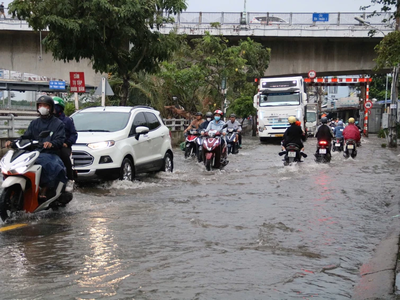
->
[59, 147, 74, 180]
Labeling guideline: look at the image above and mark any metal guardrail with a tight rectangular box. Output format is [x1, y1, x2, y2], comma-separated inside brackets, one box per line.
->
[0, 12, 393, 28]
[0, 115, 187, 141]
[163, 119, 189, 131]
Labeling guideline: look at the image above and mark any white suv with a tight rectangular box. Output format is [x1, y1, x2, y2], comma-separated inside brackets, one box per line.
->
[71, 106, 173, 182]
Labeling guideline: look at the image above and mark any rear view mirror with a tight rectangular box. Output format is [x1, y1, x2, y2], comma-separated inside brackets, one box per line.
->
[135, 126, 150, 140]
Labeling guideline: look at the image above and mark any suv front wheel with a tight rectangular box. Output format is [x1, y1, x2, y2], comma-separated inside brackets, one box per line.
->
[120, 157, 134, 181]
[162, 152, 173, 173]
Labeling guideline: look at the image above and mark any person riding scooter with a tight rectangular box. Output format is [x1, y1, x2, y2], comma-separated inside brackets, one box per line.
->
[226, 113, 242, 148]
[282, 116, 306, 156]
[315, 117, 334, 154]
[53, 96, 77, 192]
[202, 110, 228, 166]
[343, 117, 361, 144]
[5, 95, 67, 200]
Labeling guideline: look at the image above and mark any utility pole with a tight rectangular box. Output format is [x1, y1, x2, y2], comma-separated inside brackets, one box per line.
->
[388, 1, 400, 147]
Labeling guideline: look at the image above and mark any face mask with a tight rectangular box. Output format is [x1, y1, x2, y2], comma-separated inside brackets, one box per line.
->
[38, 107, 50, 116]
[207, 118, 212, 122]
[214, 116, 220, 121]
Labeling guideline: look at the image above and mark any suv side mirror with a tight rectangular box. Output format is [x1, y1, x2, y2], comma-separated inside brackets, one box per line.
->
[135, 126, 149, 140]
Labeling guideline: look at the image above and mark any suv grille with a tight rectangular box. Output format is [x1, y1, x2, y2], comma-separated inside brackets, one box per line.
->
[72, 151, 94, 167]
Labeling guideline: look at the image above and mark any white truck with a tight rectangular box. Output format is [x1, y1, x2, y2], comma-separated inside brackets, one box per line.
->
[253, 76, 307, 141]
[305, 103, 317, 137]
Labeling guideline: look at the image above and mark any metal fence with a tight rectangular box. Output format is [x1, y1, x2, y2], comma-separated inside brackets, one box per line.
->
[0, 11, 393, 28]
[0, 115, 188, 140]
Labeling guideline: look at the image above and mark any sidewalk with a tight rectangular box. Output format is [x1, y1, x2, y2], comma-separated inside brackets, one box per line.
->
[353, 199, 400, 299]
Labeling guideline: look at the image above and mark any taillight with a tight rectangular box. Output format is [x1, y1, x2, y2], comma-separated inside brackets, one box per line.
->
[169, 131, 172, 139]
[319, 140, 327, 145]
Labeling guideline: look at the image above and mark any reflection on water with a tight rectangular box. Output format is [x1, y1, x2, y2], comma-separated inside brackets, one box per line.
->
[0, 136, 399, 299]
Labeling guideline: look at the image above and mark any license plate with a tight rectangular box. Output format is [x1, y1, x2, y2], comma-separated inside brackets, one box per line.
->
[288, 151, 296, 157]
[319, 149, 327, 154]
[275, 134, 283, 137]
[347, 145, 354, 149]
[335, 143, 340, 147]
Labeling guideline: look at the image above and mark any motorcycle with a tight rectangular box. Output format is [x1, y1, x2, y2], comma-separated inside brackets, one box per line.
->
[332, 137, 344, 152]
[202, 127, 228, 171]
[279, 143, 307, 166]
[343, 139, 357, 159]
[0, 132, 73, 222]
[315, 140, 331, 163]
[226, 128, 240, 155]
[184, 129, 200, 159]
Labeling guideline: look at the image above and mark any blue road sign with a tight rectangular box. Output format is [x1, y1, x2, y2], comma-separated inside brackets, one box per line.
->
[49, 80, 66, 90]
[312, 13, 329, 22]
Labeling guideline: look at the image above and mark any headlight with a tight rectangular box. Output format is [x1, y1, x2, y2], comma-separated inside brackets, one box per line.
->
[87, 140, 115, 150]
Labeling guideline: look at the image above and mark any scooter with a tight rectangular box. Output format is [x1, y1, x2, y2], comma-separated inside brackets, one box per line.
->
[279, 143, 307, 166]
[184, 129, 200, 159]
[226, 128, 240, 155]
[332, 137, 344, 152]
[343, 139, 357, 159]
[0, 132, 73, 222]
[315, 140, 331, 163]
[202, 127, 228, 171]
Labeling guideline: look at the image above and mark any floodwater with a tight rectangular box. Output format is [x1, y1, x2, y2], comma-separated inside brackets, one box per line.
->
[0, 135, 399, 300]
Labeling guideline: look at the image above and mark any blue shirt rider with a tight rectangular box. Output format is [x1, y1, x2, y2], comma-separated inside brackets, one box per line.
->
[333, 120, 344, 139]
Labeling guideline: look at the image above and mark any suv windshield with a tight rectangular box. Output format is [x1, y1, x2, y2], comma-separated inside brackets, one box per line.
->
[259, 92, 300, 107]
[73, 112, 130, 132]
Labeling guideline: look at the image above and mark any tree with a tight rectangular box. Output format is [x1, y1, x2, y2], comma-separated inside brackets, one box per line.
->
[9, 0, 187, 106]
[362, 0, 400, 147]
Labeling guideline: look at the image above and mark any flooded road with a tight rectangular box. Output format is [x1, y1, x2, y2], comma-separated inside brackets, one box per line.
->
[0, 135, 399, 299]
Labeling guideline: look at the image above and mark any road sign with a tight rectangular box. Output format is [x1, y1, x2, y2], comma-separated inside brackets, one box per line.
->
[308, 70, 316, 79]
[312, 13, 329, 22]
[94, 77, 114, 96]
[49, 80, 66, 90]
[69, 72, 86, 93]
[364, 100, 373, 110]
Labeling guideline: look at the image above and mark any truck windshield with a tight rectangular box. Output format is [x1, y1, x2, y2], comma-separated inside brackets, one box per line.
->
[306, 112, 317, 122]
[259, 92, 300, 107]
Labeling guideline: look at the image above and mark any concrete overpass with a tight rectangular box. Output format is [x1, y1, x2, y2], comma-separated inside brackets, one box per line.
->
[0, 12, 393, 87]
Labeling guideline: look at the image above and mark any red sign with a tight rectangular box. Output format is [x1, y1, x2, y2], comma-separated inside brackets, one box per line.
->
[364, 100, 373, 110]
[69, 72, 86, 93]
[308, 70, 316, 79]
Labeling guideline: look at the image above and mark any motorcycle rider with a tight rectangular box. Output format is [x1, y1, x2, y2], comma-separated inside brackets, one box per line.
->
[202, 110, 228, 166]
[184, 112, 204, 134]
[5, 95, 67, 200]
[343, 117, 361, 144]
[53, 97, 78, 192]
[226, 113, 242, 148]
[333, 120, 344, 139]
[199, 112, 213, 131]
[315, 116, 334, 155]
[281, 116, 306, 157]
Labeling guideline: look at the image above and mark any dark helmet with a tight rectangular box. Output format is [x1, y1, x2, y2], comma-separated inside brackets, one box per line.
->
[195, 112, 203, 116]
[205, 112, 213, 118]
[321, 117, 328, 124]
[230, 113, 236, 118]
[37, 95, 54, 114]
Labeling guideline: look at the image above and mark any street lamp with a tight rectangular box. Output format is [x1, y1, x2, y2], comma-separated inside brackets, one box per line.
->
[354, 16, 386, 36]
[240, 0, 247, 25]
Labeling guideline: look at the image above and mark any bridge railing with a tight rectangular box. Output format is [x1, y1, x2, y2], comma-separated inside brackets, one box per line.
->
[0, 12, 393, 28]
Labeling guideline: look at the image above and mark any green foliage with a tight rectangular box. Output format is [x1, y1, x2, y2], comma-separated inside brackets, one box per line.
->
[227, 95, 256, 120]
[375, 30, 400, 69]
[9, 0, 187, 106]
[369, 73, 392, 99]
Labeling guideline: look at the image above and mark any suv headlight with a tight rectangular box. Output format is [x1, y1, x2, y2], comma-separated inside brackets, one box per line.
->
[87, 140, 115, 150]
